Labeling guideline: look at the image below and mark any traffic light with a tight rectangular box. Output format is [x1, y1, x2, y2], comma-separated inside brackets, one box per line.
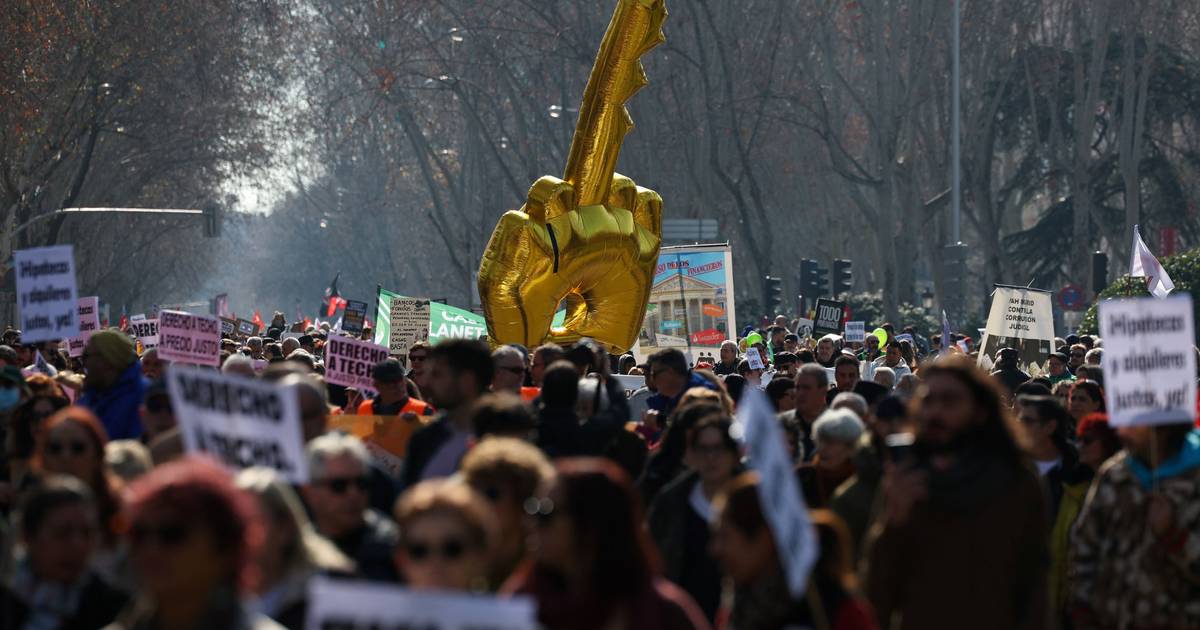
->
[763, 276, 782, 316]
[1092, 251, 1109, 296]
[203, 204, 221, 238]
[799, 259, 829, 312]
[942, 243, 968, 321]
[832, 259, 853, 297]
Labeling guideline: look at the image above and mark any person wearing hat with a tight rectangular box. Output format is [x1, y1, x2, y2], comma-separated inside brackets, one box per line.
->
[1046, 351, 1075, 387]
[357, 358, 434, 418]
[990, 346, 1031, 395]
[77, 329, 148, 440]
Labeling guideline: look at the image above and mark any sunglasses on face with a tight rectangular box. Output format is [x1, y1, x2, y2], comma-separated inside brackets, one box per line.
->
[404, 538, 468, 562]
[322, 476, 370, 495]
[523, 497, 557, 526]
[130, 521, 191, 548]
[46, 440, 88, 457]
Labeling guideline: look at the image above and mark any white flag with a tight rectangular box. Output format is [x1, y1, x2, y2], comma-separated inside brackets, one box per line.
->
[1130, 225, 1175, 299]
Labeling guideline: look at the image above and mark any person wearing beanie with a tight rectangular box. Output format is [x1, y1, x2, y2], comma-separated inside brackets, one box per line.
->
[78, 329, 148, 440]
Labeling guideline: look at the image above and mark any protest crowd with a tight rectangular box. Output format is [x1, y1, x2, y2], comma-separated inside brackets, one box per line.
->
[0, 297, 1195, 630]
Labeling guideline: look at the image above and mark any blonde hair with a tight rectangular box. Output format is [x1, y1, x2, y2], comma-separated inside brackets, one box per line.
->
[394, 479, 496, 552]
[104, 440, 153, 482]
[460, 437, 554, 503]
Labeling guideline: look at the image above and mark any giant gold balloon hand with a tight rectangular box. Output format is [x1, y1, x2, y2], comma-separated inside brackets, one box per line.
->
[478, 0, 667, 354]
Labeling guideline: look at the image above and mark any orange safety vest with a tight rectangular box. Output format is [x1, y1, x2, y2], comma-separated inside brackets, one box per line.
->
[519, 386, 541, 402]
[357, 397, 436, 417]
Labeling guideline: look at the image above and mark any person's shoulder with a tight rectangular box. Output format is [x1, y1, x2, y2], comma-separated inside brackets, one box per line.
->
[650, 577, 713, 630]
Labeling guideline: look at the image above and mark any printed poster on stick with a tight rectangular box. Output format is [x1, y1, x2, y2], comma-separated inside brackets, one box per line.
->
[324, 335, 390, 393]
[342, 300, 368, 335]
[844, 321, 866, 343]
[389, 298, 431, 360]
[130, 319, 160, 350]
[977, 286, 1055, 375]
[637, 244, 737, 360]
[1099, 295, 1197, 427]
[166, 366, 308, 483]
[14, 245, 78, 344]
[157, 310, 221, 366]
[813, 299, 845, 337]
[305, 576, 537, 630]
[68, 296, 101, 357]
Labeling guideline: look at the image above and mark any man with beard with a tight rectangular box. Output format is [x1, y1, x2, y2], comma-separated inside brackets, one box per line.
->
[864, 355, 1048, 630]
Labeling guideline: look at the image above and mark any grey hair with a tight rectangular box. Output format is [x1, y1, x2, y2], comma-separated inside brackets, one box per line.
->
[797, 363, 829, 389]
[1084, 348, 1104, 366]
[307, 432, 370, 481]
[812, 408, 865, 449]
[492, 345, 524, 365]
[830, 392, 868, 420]
[873, 366, 896, 389]
[221, 354, 255, 377]
[105, 440, 153, 482]
[236, 467, 353, 573]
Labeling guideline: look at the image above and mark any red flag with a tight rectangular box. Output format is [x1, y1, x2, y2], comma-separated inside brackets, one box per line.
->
[322, 272, 345, 317]
[253, 310, 265, 329]
[118, 313, 129, 330]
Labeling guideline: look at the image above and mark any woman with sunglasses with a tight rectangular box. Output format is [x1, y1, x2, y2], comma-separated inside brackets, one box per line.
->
[33, 408, 123, 555]
[1067, 380, 1105, 426]
[504, 457, 710, 630]
[0, 476, 129, 629]
[110, 455, 283, 630]
[5, 391, 69, 491]
[392, 479, 496, 591]
[236, 468, 353, 629]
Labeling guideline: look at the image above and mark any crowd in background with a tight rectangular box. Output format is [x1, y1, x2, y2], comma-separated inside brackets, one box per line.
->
[0, 310, 1195, 630]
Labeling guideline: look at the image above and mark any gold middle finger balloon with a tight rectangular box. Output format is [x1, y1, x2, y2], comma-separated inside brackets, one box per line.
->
[477, 0, 667, 355]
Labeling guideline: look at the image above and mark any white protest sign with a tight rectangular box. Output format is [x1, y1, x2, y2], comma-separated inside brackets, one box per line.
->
[324, 335, 390, 393]
[977, 286, 1055, 375]
[14, 246, 78, 343]
[157, 310, 221, 366]
[734, 386, 817, 597]
[305, 576, 537, 630]
[130, 318, 160, 350]
[68, 296, 101, 357]
[795, 318, 814, 339]
[745, 347, 766, 371]
[844, 321, 865, 343]
[167, 366, 308, 483]
[389, 298, 431, 358]
[1099, 295, 1197, 427]
[612, 374, 645, 397]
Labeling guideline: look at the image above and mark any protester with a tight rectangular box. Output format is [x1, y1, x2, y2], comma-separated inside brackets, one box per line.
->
[797, 408, 864, 508]
[711, 473, 877, 629]
[529, 344, 564, 387]
[392, 479, 496, 591]
[301, 433, 399, 582]
[833, 355, 860, 396]
[864, 356, 1048, 629]
[34, 408, 123, 547]
[815, 336, 838, 368]
[467, 393, 536, 440]
[1068, 423, 1200, 628]
[5, 390, 69, 490]
[460, 437, 555, 588]
[712, 341, 740, 377]
[1067, 380, 1105, 425]
[139, 348, 167, 382]
[638, 401, 727, 505]
[831, 395, 907, 558]
[106, 456, 283, 628]
[77, 331, 147, 441]
[1074, 412, 1121, 472]
[236, 467, 352, 629]
[871, 341, 911, 380]
[0, 476, 129, 629]
[356, 358, 434, 418]
[871, 366, 896, 390]
[503, 458, 710, 630]
[400, 339, 492, 488]
[648, 416, 741, 621]
[1046, 351, 1074, 387]
[490, 346, 528, 396]
[765, 377, 795, 413]
[647, 349, 717, 417]
[536, 361, 584, 457]
[778, 364, 830, 461]
[105, 440, 153, 482]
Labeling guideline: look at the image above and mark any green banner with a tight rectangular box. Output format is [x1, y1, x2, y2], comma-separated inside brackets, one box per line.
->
[374, 288, 566, 347]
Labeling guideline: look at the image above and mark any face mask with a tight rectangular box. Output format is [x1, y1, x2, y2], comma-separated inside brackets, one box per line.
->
[0, 387, 21, 412]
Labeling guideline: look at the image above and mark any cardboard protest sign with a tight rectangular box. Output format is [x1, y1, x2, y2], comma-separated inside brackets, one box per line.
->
[389, 298, 431, 359]
[1099, 295, 1197, 427]
[14, 245, 78, 343]
[157, 310, 221, 366]
[324, 335, 390, 392]
[844, 321, 866, 343]
[130, 318, 160, 351]
[813, 299, 845, 336]
[237, 319, 258, 337]
[734, 386, 817, 597]
[977, 286, 1054, 375]
[220, 318, 237, 337]
[795, 318, 814, 339]
[745, 347, 766, 371]
[167, 366, 308, 483]
[305, 576, 537, 630]
[342, 300, 368, 335]
[68, 296, 101, 357]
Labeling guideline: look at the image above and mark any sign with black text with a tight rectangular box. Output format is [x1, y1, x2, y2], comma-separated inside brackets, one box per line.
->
[389, 298, 431, 359]
[68, 296, 101, 357]
[237, 319, 258, 337]
[1099, 295, 1197, 427]
[325, 335, 390, 392]
[167, 366, 307, 482]
[157, 310, 221, 366]
[977, 286, 1055, 376]
[14, 245, 78, 343]
[795, 317, 814, 339]
[813, 298, 845, 336]
[844, 321, 865, 343]
[130, 318, 160, 350]
[305, 576, 536, 630]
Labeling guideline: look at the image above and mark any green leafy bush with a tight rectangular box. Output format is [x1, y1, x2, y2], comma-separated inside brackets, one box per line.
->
[1079, 248, 1200, 345]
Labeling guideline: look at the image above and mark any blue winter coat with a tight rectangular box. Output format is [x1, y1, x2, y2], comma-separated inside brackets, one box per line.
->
[78, 362, 148, 440]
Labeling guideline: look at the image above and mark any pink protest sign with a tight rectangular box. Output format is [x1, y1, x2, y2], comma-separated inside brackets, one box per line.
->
[324, 334, 389, 392]
[157, 310, 221, 366]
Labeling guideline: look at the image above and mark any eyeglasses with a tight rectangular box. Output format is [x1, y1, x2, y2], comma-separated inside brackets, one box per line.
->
[404, 538, 468, 562]
[130, 521, 192, 548]
[523, 497, 556, 526]
[321, 476, 370, 495]
[46, 440, 88, 457]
